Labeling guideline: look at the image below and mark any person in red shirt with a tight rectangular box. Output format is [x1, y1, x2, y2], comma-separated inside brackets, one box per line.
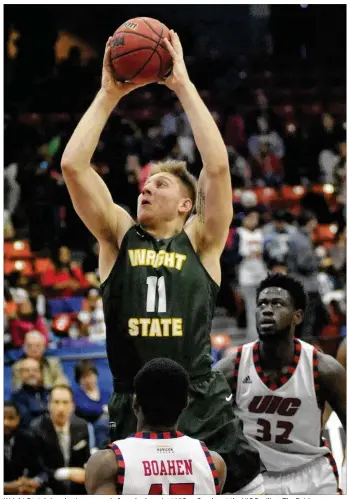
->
[9, 300, 48, 347]
[41, 246, 88, 298]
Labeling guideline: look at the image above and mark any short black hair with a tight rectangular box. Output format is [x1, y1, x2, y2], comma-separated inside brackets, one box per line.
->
[257, 273, 307, 311]
[134, 358, 189, 427]
[49, 384, 74, 400]
[74, 360, 98, 384]
[297, 210, 317, 228]
[4, 400, 20, 415]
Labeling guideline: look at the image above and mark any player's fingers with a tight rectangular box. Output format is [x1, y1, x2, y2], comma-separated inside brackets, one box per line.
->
[172, 31, 183, 56]
[163, 38, 176, 59]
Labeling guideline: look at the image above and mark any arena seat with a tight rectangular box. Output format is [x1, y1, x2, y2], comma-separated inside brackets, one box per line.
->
[4, 259, 34, 276]
[34, 258, 55, 274]
[313, 224, 338, 244]
[280, 185, 307, 214]
[252, 187, 278, 207]
[4, 240, 32, 259]
[48, 297, 84, 316]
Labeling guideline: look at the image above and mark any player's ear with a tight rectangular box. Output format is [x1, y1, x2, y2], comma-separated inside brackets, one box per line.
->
[179, 198, 192, 215]
[293, 309, 304, 326]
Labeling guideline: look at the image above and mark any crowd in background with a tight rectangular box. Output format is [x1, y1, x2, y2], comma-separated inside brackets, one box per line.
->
[4, 5, 346, 494]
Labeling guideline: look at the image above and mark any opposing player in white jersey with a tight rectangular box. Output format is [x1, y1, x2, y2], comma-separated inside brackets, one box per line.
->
[216, 273, 346, 494]
[86, 358, 226, 495]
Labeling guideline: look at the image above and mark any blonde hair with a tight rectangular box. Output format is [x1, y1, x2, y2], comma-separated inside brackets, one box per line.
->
[149, 160, 197, 219]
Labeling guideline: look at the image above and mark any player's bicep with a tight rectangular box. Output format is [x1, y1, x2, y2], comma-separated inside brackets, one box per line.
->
[194, 167, 233, 251]
[319, 353, 346, 431]
[62, 166, 133, 243]
[85, 450, 118, 495]
[210, 451, 227, 492]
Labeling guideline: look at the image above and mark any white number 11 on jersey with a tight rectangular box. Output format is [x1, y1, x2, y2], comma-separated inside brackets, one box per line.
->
[146, 276, 167, 312]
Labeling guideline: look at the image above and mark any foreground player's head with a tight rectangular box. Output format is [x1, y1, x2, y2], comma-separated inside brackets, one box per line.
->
[256, 273, 307, 342]
[137, 160, 197, 228]
[133, 358, 189, 431]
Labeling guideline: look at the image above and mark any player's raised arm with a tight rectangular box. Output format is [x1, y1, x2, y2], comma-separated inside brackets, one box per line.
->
[318, 351, 346, 432]
[85, 449, 118, 495]
[161, 31, 232, 253]
[61, 37, 141, 245]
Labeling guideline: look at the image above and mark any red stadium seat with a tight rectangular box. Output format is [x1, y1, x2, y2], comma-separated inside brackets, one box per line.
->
[4, 240, 32, 259]
[280, 185, 306, 214]
[34, 258, 55, 274]
[313, 224, 338, 244]
[4, 259, 34, 276]
[252, 187, 278, 207]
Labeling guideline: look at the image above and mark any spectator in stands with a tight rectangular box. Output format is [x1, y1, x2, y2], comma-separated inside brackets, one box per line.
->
[263, 210, 298, 268]
[328, 227, 346, 287]
[8, 273, 30, 304]
[73, 360, 109, 449]
[28, 279, 46, 317]
[333, 139, 346, 208]
[12, 331, 68, 390]
[287, 211, 329, 339]
[41, 245, 88, 298]
[9, 299, 48, 347]
[255, 139, 284, 187]
[30, 385, 90, 495]
[82, 239, 100, 288]
[248, 115, 285, 171]
[230, 208, 267, 340]
[12, 358, 49, 427]
[77, 289, 105, 341]
[4, 401, 48, 494]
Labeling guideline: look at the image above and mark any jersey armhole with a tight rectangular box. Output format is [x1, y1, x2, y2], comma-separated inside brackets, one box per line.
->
[312, 347, 325, 410]
[199, 441, 221, 494]
[231, 345, 243, 397]
[108, 442, 125, 494]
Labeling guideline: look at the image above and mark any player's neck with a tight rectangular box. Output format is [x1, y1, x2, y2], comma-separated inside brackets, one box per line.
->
[259, 335, 294, 369]
[141, 219, 184, 240]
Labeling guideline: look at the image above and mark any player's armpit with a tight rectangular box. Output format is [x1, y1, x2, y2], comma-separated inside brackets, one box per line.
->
[85, 449, 118, 495]
[210, 451, 227, 493]
[193, 168, 233, 254]
[318, 351, 346, 432]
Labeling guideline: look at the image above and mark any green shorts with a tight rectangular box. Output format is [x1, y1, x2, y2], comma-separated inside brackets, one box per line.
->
[108, 370, 261, 492]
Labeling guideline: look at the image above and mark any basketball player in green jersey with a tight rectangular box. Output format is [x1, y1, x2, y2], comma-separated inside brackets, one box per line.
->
[61, 30, 262, 493]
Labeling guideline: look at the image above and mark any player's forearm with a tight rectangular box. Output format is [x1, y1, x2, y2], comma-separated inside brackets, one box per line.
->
[61, 89, 120, 172]
[176, 82, 228, 170]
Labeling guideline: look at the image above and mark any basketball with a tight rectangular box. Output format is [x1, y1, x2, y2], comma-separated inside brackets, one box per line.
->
[110, 17, 173, 85]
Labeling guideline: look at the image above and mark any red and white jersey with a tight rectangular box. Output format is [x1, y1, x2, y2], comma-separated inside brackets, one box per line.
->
[233, 339, 331, 473]
[109, 430, 221, 495]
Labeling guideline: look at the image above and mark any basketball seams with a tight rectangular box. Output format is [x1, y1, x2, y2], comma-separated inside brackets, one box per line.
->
[140, 17, 163, 38]
[110, 47, 159, 63]
[113, 30, 169, 52]
[129, 21, 163, 81]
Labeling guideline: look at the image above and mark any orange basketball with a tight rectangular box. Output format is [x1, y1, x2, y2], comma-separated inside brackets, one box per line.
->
[110, 17, 173, 85]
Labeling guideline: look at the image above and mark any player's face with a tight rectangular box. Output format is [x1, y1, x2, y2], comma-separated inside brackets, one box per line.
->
[137, 173, 191, 226]
[256, 287, 302, 341]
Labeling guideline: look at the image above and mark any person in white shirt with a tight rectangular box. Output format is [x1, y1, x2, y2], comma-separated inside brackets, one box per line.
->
[85, 358, 227, 495]
[216, 273, 346, 494]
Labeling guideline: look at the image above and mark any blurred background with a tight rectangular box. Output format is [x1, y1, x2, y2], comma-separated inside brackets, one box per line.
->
[3, 4, 346, 492]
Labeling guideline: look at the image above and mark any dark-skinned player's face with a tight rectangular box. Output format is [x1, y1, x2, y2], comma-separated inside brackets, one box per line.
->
[256, 287, 303, 341]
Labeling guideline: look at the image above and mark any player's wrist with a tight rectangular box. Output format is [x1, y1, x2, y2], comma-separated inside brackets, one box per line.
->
[174, 79, 195, 98]
[97, 88, 121, 108]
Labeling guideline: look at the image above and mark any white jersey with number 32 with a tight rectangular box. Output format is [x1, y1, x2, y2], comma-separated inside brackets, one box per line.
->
[109, 430, 220, 495]
[234, 339, 330, 472]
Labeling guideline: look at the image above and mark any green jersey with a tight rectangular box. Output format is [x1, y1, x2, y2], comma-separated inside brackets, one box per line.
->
[101, 224, 219, 386]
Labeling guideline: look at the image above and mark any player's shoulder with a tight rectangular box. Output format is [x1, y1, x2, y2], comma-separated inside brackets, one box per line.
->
[214, 342, 255, 377]
[209, 450, 227, 489]
[86, 448, 117, 473]
[317, 349, 345, 378]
